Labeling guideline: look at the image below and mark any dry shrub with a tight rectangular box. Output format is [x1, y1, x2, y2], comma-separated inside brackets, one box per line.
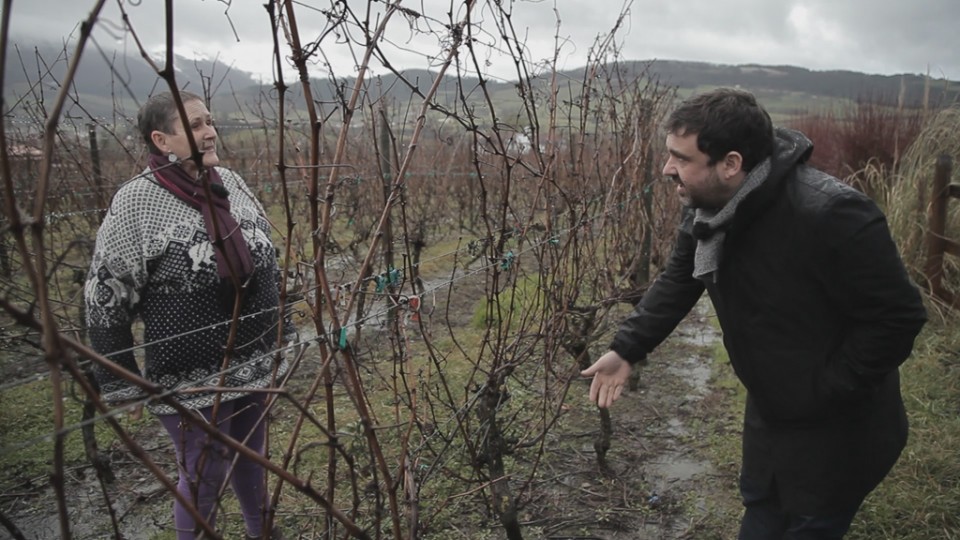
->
[868, 105, 960, 313]
[789, 98, 925, 198]
[789, 112, 844, 177]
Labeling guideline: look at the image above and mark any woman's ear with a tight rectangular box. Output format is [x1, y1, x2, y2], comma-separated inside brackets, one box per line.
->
[150, 130, 166, 153]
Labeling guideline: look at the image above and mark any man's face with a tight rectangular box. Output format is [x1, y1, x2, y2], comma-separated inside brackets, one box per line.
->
[662, 131, 730, 209]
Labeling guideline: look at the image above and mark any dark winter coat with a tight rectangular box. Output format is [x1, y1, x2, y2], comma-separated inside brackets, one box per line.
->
[609, 128, 927, 514]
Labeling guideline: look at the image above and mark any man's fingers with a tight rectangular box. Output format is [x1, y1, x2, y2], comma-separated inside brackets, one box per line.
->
[599, 382, 615, 409]
[593, 380, 627, 408]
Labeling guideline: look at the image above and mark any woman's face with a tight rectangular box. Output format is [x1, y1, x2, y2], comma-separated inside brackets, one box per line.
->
[153, 99, 219, 177]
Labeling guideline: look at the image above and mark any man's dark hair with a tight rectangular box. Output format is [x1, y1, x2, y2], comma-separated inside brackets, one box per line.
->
[664, 88, 774, 172]
[137, 91, 204, 155]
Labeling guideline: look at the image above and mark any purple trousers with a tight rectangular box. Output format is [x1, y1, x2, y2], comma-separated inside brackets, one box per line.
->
[157, 393, 271, 539]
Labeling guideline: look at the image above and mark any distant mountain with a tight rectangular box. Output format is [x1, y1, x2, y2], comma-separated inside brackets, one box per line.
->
[620, 59, 960, 113]
[3, 41, 264, 123]
[5, 40, 958, 126]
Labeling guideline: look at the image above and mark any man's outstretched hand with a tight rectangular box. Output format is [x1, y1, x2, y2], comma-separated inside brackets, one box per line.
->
[581, 350, 632, 408]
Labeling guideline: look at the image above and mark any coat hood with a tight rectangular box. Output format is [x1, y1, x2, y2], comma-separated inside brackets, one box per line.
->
[716, 127, 814, 237]
[772, 127, 814, 170]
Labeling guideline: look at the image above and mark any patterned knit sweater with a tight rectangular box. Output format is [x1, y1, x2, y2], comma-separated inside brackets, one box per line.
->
[85, 166, 289, 415]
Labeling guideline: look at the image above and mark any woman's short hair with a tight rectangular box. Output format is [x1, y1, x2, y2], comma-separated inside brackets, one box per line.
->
[137, 91, 203, 155]
[664, 88, 774, 172]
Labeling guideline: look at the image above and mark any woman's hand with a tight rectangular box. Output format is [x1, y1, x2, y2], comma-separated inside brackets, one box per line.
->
[127, 403, 144, 421]
[581, 351, 633, 408]
[112, 401, 144, 421]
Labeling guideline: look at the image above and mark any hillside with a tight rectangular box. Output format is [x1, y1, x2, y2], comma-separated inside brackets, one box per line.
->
[622, 59, 958, 103]
[5, 40, 959, 127]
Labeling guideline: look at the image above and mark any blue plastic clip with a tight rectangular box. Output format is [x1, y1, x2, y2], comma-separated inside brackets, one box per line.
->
[501, 251, 515, 270]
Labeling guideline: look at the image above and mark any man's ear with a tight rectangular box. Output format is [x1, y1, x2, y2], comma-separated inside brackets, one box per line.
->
[150, 130, 167, 153]
[721, 151, 744, 180]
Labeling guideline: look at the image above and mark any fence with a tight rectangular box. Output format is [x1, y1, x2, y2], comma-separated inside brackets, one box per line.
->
[923, 154, 958, 306]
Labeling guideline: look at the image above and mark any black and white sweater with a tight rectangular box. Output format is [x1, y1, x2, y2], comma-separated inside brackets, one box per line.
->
[85, 166, 289, 415]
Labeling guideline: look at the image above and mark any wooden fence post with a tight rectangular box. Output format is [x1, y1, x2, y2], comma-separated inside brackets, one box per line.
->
[87, 123, 105, 221]
[923, 154, 956, 305]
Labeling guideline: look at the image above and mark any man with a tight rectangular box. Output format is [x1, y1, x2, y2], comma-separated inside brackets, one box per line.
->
[581, 88, 927, 539]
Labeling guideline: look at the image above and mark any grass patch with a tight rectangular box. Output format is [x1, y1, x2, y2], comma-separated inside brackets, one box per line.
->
[470, 275, 544, 330]
[0, 376, 140, 484]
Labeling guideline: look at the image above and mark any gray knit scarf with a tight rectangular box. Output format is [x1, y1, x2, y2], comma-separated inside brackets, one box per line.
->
[692, 158, 772, 282]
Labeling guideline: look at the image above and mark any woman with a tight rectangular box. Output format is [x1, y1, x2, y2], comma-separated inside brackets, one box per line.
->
[85, 91, 288, 539]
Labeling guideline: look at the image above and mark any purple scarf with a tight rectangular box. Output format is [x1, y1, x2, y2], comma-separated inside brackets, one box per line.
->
[148, 154, 255, 285]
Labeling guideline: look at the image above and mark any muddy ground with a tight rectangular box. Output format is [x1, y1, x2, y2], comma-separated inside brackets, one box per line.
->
[523, 300, 742, 540]
[1, 266, 746, 540]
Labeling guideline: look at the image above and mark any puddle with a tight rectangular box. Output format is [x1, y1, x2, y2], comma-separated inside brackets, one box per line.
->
[642, 299, 721, 498]
[667, 358, 712, 399]
[645, 452, 711, 483]
[669, 301, 722, 399]
[665, 417, 688, 437]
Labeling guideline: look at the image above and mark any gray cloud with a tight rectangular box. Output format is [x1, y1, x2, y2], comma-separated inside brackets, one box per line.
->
[8, 0, 958, 81]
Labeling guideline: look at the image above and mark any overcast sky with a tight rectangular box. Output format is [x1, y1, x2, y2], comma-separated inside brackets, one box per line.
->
[8, 0, 959, 83]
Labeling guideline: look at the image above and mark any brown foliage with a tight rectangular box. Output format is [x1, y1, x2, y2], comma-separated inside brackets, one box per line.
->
[788, 97, 926, 195]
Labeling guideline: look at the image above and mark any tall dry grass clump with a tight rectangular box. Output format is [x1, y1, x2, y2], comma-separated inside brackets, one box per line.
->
[875, 105, 960, 301]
